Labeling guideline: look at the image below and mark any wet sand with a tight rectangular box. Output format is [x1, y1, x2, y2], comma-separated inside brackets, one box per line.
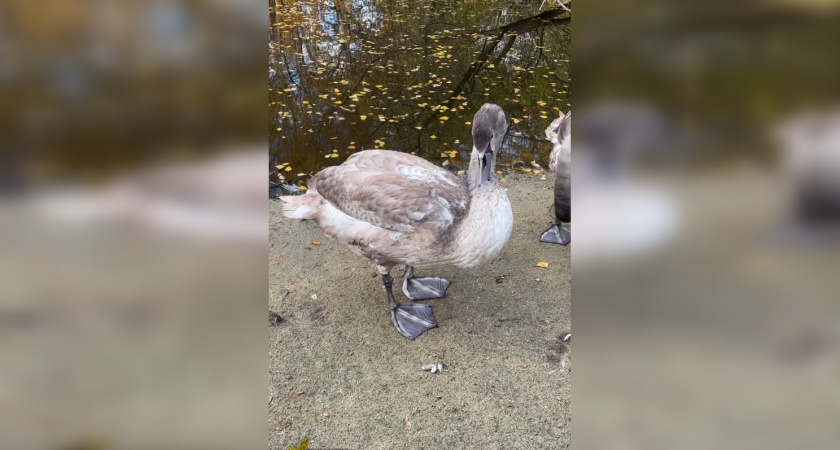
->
[269, 174, 571, 449]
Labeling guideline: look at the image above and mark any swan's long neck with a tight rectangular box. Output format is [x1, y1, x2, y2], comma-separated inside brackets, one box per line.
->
[449, 183, 513, 268]
[552, 137, 571, 224]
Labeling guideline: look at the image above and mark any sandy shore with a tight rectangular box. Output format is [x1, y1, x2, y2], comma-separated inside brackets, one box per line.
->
[269, 173, 571, 449]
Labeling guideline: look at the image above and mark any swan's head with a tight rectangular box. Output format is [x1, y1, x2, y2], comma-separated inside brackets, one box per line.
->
[471, 104, 508, 189]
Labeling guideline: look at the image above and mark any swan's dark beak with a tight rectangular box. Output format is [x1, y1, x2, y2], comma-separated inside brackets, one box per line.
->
[477, 143, 493, 189]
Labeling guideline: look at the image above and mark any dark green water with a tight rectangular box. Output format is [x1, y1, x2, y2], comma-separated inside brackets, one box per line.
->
[270, 0, 570, 187]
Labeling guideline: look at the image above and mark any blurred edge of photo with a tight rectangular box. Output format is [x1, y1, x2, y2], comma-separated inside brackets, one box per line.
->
[575, 0, 840, 449]
[1, 1, 267, 448]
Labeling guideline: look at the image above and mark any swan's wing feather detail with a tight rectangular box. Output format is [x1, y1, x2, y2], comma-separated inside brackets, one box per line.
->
[311, 151, 468, 233]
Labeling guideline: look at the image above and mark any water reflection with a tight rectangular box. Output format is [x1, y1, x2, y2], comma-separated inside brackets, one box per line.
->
[270, 0, 571, 187]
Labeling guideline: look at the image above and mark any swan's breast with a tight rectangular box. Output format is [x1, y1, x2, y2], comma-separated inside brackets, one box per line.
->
[452, 187, 513, 268]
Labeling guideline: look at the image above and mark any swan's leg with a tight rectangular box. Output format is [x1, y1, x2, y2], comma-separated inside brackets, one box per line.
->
[383, 273, 437, 340]
[540, 224, 571, 245]
[402, 265, 451, 300]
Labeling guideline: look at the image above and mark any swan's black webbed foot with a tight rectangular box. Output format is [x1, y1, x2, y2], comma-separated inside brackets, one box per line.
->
[383, 273, 437, 340]
[402, 266, 451, 300]
[391, 302, 438, 340]
[540, 224, 571, 245]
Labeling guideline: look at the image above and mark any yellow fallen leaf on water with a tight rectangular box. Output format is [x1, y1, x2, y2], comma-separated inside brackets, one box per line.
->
[465, 121, 471, 125]
[441, 152, 449, 158]
[440, 116, 449, 121]
[534, 170, 542, 174]
[430, 135, 437, 140]
[439, 106, 450, 111]
[312, 241, 321, 245]
[454, 139, 460, 144]
[331, 153, 340, 158]
[531, 161, 540, 168]
[512, 118, 521, 124]
[299, 186, 307, 191]
[536, 262, 550, 268]
[496, 170, 503, 175]
[523, 168, 532, 173]
[360, 115, 367, 121]
[334, 101, 342, 105]
[285, 166, 292, 172]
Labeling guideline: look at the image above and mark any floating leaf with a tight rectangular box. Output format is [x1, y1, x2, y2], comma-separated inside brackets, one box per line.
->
[360, 115, 367, 121]
[285, 166, 292, 172]
[512, 118, 521, 124]
[312, 241, 321, 245]
[536, 262, 550, 268]
[299, 186, 307, 190]
[440, 116, 449, 121]
[331, 153, 339, 158]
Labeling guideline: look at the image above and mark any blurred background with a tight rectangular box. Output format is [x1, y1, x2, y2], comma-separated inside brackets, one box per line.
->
[574, 0, 840, 448]
[0, 0, 266, 448]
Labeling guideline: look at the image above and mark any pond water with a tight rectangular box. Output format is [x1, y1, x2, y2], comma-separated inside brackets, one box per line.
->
[269, 0, 570, 189]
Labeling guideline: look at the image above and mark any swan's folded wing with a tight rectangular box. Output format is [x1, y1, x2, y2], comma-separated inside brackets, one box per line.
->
[312, 151, 468, 233]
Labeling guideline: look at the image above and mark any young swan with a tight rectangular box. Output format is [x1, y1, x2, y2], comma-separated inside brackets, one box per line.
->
[281, 104, 513, 339]
[541, 111, 571, 245]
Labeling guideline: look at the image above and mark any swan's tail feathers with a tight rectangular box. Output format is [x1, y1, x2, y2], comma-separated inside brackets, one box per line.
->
[280, 193, 323, 220]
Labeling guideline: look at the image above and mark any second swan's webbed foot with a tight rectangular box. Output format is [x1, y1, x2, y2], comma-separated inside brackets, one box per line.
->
[540, 224, 571, 245]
